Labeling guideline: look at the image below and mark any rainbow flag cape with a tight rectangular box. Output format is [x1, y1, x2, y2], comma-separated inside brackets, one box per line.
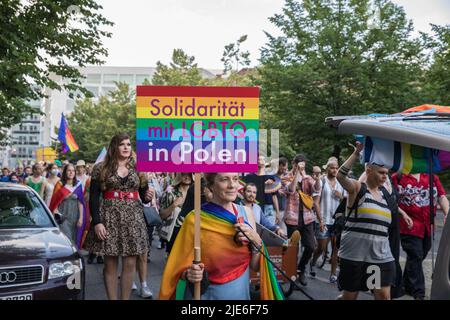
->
[49, 181, 88, 249]
[159, 202, 284, 300]
[363, 136, 450, 174]
[58, 113, 79, 153]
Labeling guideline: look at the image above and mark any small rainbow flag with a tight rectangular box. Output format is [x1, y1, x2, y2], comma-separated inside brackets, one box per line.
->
[58, 113, 79, 153]
[95, 147, 107, 164]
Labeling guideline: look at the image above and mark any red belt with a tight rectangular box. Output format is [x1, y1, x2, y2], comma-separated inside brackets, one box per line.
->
[103, 191, 139, 201]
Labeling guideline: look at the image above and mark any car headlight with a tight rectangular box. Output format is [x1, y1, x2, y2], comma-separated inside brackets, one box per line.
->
[48, 259, 82, 279]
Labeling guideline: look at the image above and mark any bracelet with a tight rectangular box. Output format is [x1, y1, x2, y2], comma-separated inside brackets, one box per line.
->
[250, 243, 262, 254]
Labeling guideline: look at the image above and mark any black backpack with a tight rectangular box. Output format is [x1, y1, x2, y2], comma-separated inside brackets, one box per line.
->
[333, 180, 404, 298]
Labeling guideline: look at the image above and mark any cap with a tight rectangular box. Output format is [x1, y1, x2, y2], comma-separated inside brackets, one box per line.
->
[76, 160, 86, 167]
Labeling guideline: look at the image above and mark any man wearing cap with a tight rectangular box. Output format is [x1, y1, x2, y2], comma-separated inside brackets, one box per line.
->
[76, 160, 89, 191]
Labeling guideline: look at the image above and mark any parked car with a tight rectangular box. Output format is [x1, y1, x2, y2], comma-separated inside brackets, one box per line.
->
[0, 182, 85, 300]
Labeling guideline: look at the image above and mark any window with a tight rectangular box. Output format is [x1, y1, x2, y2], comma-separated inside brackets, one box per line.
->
[136, 74, 151, 84]
[119, 74, 134, 85]
[0, 191, 54, 228]
[85, 73, 101, 84]
[103, 74, 118, 85]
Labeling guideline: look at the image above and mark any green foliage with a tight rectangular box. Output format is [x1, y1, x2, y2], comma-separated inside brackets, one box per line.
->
[0, 0, 113, 141]
[258, 0, 430, 167]
[221, 35, 251, 74]
[423, 24, 450, 105]
[151, 49, 205, 86]
[66, 83, 135, 162]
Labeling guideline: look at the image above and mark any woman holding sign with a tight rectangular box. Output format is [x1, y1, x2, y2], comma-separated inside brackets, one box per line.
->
[159, 172, 284, 300]
[84, 133, 153, 300]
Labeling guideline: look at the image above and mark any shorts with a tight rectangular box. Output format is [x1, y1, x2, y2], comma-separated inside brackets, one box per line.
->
[338, 258, 396, 292]
[315, 223, 336, 240]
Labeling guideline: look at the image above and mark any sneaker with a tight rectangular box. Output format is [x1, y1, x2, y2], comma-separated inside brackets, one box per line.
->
[132, 282, 138, 291]
[309, 264, 316, 278]
[330, 274, 338, 283]
[297, 271, 308, 286]
[96, 256, 104, 264]
[157, 242, 164, 250]
[140, 286, 153, 299]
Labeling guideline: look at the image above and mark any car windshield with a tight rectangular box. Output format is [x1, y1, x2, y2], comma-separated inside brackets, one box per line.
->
[0, 190, 54, 228]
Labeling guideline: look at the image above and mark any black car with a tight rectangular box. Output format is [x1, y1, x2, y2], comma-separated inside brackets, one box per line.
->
[0, 182, 85, 300]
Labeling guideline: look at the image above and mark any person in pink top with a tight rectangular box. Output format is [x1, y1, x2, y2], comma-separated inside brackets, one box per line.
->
[284, 154, 321, 286]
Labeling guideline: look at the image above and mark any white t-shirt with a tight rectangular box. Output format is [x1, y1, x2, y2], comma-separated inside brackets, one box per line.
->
[320, 177, 347, 225]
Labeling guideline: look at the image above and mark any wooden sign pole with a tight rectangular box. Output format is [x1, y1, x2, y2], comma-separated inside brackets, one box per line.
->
[193, 172, 201, 300]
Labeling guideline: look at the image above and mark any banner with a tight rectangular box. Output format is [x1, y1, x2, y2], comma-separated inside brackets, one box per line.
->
[136, 86, 260, 172]
[35, 147, 57, 163]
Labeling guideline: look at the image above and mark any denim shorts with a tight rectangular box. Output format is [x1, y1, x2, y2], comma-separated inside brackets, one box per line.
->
[315, 223, 336, 240]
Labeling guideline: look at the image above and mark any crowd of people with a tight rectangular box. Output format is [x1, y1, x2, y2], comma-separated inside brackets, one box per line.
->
[1, 133, 448, 301]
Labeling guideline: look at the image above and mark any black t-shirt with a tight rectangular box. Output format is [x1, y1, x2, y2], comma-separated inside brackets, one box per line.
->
[242, 173, 276, 206]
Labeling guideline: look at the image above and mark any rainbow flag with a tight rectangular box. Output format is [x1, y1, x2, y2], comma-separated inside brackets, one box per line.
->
[363, 136, 450, 174]
[95, 147, 107, 164]
[159, 202, 284, 300]
[58, 113, 79, 153]
[49, 181, 88, 249]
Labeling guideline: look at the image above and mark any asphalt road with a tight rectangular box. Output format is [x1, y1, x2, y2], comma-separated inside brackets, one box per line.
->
[84, 213, 445, 300]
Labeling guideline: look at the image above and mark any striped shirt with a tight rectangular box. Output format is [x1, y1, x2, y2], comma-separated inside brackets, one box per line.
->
[339, 185, 394, 264]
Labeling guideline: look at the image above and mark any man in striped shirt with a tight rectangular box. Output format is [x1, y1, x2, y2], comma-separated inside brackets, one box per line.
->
[336, 141, 395, 300]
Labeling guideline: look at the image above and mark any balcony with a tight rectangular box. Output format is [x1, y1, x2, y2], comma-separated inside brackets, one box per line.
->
[12, 130, 40, 134]
[11, 141, 39, 146]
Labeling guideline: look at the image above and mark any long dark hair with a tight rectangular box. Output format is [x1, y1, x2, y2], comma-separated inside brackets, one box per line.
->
[61, 163, 77, 187]
[99, 133, 146, 190]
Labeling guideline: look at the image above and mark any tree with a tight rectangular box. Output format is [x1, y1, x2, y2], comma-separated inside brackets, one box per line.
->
[151, 49, 205, 86]
[0, 0, 113, 141]
[423, 24, 450, 105]
[221, 35, 251, 74]
[66, 83, 135, 162]
[208, 35, 258, 87]
[258, 0, 429, 165]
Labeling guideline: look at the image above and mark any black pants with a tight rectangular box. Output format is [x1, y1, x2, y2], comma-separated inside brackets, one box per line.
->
[286, 214, 316, 273]
[400, 234, 431, 299]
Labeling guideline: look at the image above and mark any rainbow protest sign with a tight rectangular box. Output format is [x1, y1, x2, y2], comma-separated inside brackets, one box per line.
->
[136, 86, 260, 172]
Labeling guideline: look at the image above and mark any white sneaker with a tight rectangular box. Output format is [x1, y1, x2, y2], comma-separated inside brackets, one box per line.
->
[132, 282, 138, 291]
[140, 286, 153, 299]
[330, 274, 338, 283]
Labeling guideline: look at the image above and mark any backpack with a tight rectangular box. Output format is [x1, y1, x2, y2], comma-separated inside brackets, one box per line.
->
[333, 180, 404, 298]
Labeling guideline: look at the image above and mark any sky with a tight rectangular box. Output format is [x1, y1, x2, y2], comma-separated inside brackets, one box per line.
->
[95, 0, 450, 70]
